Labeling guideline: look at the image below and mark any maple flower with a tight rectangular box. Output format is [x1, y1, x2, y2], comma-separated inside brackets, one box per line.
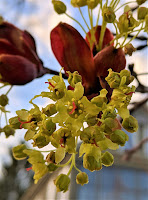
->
[50, 22, 126, 93]
[0, 21, 46, 85]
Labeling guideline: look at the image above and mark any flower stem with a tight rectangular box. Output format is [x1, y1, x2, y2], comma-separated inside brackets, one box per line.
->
[115, 1, 136, 12]
[57, 155, 73, 168]
[78, 7, 90, 31]
[5, 85, 13, 95]
[98, 19, 107, 51]
[123, 23, 144, 47]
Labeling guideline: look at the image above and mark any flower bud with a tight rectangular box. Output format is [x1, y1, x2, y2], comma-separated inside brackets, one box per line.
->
[9, 116, 21, 129]
[105, 69, 121, 88]
[42, 104, 57, 116]
[122, 115, 138, 133]
[110, 130, 129, 146]
[87, 0, 99, 9]
[124, 43, 136, 56]
[53, 88, 65, 100]
[3, 125, 15, 138]
[47, 163, 58, 172]
[118, 14, 138, 33]
[52, 0, 67, 14]
[67, 71, 82, 88]
[54, 174, 70, 192]
[86, 114, 98, 126]
[0, 94, 9, 106]
[136, 0, 146, 5]
[33, 135, 49, 148]
[42, 118, 56, 136]
[71, 0, 87, 7]
[102, 6, 116, 23]
[124, 5, 132, 16]
[83, 153, 102, 171]
[12, 144, 27, 160]
[46, 151, 56, 163]
[101, 151, 114, 166]
[138, 7, 148, 20]
[104, 118, 119, 133]
[119, 69, 134, 85]
[91, 96, 107, 107]
[76, 172, 89, 185]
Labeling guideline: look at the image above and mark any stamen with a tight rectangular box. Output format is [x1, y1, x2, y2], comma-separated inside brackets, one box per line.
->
[18, 118, 31, 129]
[69, 101, 77, 114]
[26, 167, 32, 171]
[45, 82, 55, 88]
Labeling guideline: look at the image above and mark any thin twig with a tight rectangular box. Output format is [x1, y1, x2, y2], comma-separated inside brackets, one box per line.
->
[122, 137, 148, 161]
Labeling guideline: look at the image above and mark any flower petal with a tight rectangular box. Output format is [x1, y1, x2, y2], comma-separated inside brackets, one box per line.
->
[50, 22, 95, 86]
[0, 54, 38, 85]
[0, 39, 23, 55]
[0, 22, 44, 74]
[85, 26, 114, 55]
[94, 46, 126, 77]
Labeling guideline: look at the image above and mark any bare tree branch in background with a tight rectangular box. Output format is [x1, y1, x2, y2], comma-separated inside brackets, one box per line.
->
[122, 137, 148, 161]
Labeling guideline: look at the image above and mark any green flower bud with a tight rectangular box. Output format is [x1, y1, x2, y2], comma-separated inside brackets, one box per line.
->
[83, 153, 102, 171]
[46, 151, 56, 163]
[76, 172, 89, 185]
[102, 6, 116, 23]
[119, 70, 134, 85]
[71, 0, 87, 7]
[52, 1, 67, 14]
[124, 43, 136, 56]
[47, 163, 58, 172]
[9, 116, 21, 129]
[0, 94, 9, 106]
[67, 71, 82, 88]
[87, 0, 99, 9]
[136, 0, 147, 5]
[3, 125, 15, 138]
[12, 144, 27, 160]
[104, 118, 119, 133]
[80, 126, 104, 143]
[42, 104, 57, 116]
[101, 151, 114, 166]
[118, 14, 138, 33]
[122, 115, 138, 133]
[42, 118, 56, 136]
[102, 108, 117, 119]
[33, 135, 49, 148]
[124, 5, 132, 13]
[54, 174, 70, 192]
[105, 69, 121, 88]
[27, 114, 42, 124]
[110, 130, 129, 146]
[138, 7, 148, 20]
[53, 88, 65, 100]
[91, 96, 107, 107]
[86, 114, 98, 126]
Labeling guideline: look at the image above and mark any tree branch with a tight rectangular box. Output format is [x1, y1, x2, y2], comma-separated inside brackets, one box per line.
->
[122, 137, 148, 161]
